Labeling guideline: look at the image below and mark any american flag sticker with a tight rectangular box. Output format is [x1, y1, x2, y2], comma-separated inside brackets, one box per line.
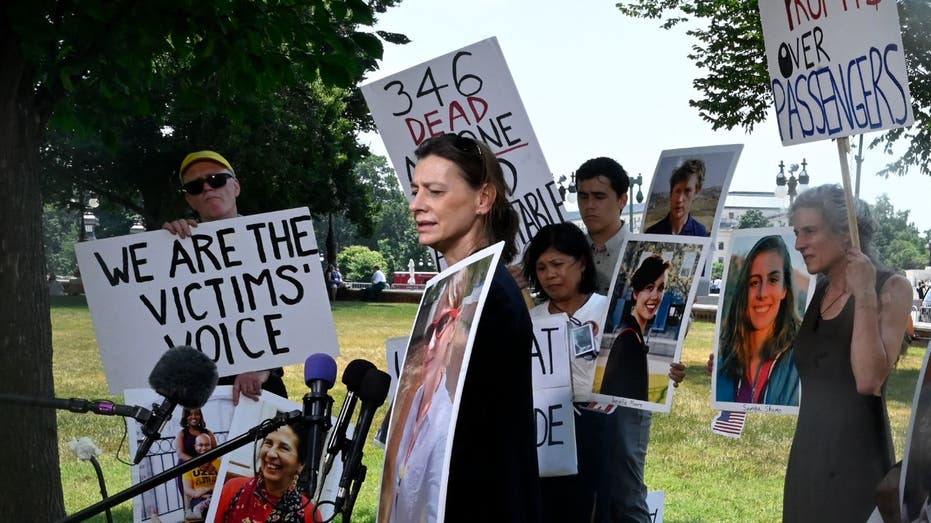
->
[711, 410, 747, 438]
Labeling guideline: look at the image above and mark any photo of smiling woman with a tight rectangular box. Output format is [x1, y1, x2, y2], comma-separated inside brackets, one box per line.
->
[599, 255, 669, 401]
[713, 229, 813, 411]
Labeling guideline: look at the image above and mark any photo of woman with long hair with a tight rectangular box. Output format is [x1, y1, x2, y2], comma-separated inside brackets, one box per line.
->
[716, 234, 803, 407]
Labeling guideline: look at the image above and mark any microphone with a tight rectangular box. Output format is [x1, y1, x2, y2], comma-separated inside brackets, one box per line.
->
[133, 346, 218, 464]
[321, 359, 376, 481]
[301, 353, 337, 499]
[334, 368, 391, 514]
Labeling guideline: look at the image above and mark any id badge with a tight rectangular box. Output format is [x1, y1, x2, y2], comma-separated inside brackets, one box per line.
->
[569, 322, 596, 357]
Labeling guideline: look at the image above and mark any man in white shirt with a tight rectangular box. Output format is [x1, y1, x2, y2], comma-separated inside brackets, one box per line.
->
[366, 264, 388, 300]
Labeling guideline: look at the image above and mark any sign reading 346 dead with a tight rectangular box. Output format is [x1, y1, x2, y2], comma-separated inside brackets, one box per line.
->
[361, 37, 565, 257]
[75, 208, 338, 392]
[758, 0, 913, 145]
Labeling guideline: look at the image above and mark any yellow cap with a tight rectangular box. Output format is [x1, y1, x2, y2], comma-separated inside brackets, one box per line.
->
[178, 150, 235, 181]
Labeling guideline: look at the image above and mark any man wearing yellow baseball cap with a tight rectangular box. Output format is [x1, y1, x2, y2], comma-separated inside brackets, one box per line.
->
[164, 150, 240, 235]
[162, 151, 286, 404]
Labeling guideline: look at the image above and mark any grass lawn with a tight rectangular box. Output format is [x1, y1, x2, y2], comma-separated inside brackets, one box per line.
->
[54, 297, 924, 522]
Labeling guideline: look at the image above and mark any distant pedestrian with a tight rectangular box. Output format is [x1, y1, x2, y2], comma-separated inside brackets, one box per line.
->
[365, 265, 388, 300]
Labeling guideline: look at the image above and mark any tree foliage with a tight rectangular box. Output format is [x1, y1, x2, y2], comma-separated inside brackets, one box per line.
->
[323, 155, 434, 274]
[1, 2, 404, 519]
[617, 0, 931, 176]
[336, 245, 389, 283]
[736, 208, 771, 229]
[872, 194, 928, 272]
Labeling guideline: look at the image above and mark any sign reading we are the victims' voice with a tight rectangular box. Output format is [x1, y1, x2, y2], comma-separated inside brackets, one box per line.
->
[758, 0, 913, 146]
[75, 208, 338, 393]
[361, 37, 565, 252]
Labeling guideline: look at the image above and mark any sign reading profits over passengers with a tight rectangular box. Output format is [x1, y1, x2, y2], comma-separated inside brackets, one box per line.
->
[361, 37, 565, 260]
[75, 208, 338, 393]
[758, 0, 913, 146]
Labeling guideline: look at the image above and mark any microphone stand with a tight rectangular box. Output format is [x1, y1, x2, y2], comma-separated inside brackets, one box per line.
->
[60, 410, 302, 523]
[0, 393, 151, 421]
[342, 463, 367, 522]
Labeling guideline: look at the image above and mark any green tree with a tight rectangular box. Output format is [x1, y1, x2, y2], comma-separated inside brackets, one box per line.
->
[323, 155, 433, 273]
[617, 1, 931, 176]
[337, 245, 389, 283]
[711, 260, 724, 280]
[872, 194, 927, 272]
[1, 3, 402, 518]
[737, 209, 770, 229]
[42, 205, 79, 277]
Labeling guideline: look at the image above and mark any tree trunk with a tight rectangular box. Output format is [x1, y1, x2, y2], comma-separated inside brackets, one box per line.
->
[0, 16, 66, 521]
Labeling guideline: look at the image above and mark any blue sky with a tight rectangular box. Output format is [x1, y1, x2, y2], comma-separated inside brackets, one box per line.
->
[359, 0, 931, 233]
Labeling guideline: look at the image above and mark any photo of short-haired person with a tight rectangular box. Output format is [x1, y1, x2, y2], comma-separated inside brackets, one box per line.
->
[716, 235, 803, 407]
[599, 255, 670, 400]
[641, 145, 742, 239]
[182, 433, 220, 520]
[645, 159, 708, 236]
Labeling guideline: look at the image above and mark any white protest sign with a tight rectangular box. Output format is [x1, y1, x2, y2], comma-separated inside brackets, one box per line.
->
[531, 314, 572, 389]
[379, 244, 503, 523]
[75, 208, 338, 392]
[385, 336, 409, 401]
[531, 314, 577, 477]
[361, 37, 565, 259]
[758, 0, 913, 145]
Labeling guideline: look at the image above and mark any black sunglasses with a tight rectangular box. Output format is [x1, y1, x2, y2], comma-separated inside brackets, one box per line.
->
[452, 135, 483, 160]
[181, 172, 234, 195]
[424, 308, 460, 346]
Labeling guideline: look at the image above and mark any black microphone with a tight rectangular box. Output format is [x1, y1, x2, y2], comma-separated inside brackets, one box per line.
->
[301, 353, 337, 499]
[321, 359, 376, 481]
[133, 346, 218, 464]
[334, 368, 391, 513]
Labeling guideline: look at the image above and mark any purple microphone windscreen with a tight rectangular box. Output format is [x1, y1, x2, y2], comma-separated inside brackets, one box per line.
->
[357, 369, 391, 406]
[148, 346, 218, 408]
[304, 353, 337, 388]
[342, 359, 376, 392]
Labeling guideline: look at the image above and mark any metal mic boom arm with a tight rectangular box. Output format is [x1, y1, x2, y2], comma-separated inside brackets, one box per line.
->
[0, 393, 151, 422]
[60, 410, 303, 523]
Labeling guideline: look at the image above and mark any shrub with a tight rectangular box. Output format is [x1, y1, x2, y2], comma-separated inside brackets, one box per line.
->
[336, 245, 388, 282]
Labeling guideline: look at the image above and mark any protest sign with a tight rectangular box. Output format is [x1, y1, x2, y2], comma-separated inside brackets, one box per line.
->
[125, 386, 235, 523]
[530, 314, 577, 476]
[641, 144, 742, 241]
[75, 208, 338, 392]
[711, 228, 815, 415]
[361, 37, 564, 261]
[378, 244, 502, 523]
[592, 234, 709, 413]
[758, 0, 913, 146]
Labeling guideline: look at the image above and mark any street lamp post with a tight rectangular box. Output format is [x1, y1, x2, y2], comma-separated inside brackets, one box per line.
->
[79, 193, 100, 242]
[775, 159, 810, 207]
[628, 173, 644, 232]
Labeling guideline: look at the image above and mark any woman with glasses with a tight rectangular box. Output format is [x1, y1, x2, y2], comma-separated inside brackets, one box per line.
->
[522, 222, 607, 521]
[716, 235, 801, 406]
[402, 133, 541, 521]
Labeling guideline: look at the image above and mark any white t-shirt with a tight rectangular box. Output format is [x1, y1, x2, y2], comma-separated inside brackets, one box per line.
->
[530, 293, 609, 401]
[372, 269, 387, 284]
